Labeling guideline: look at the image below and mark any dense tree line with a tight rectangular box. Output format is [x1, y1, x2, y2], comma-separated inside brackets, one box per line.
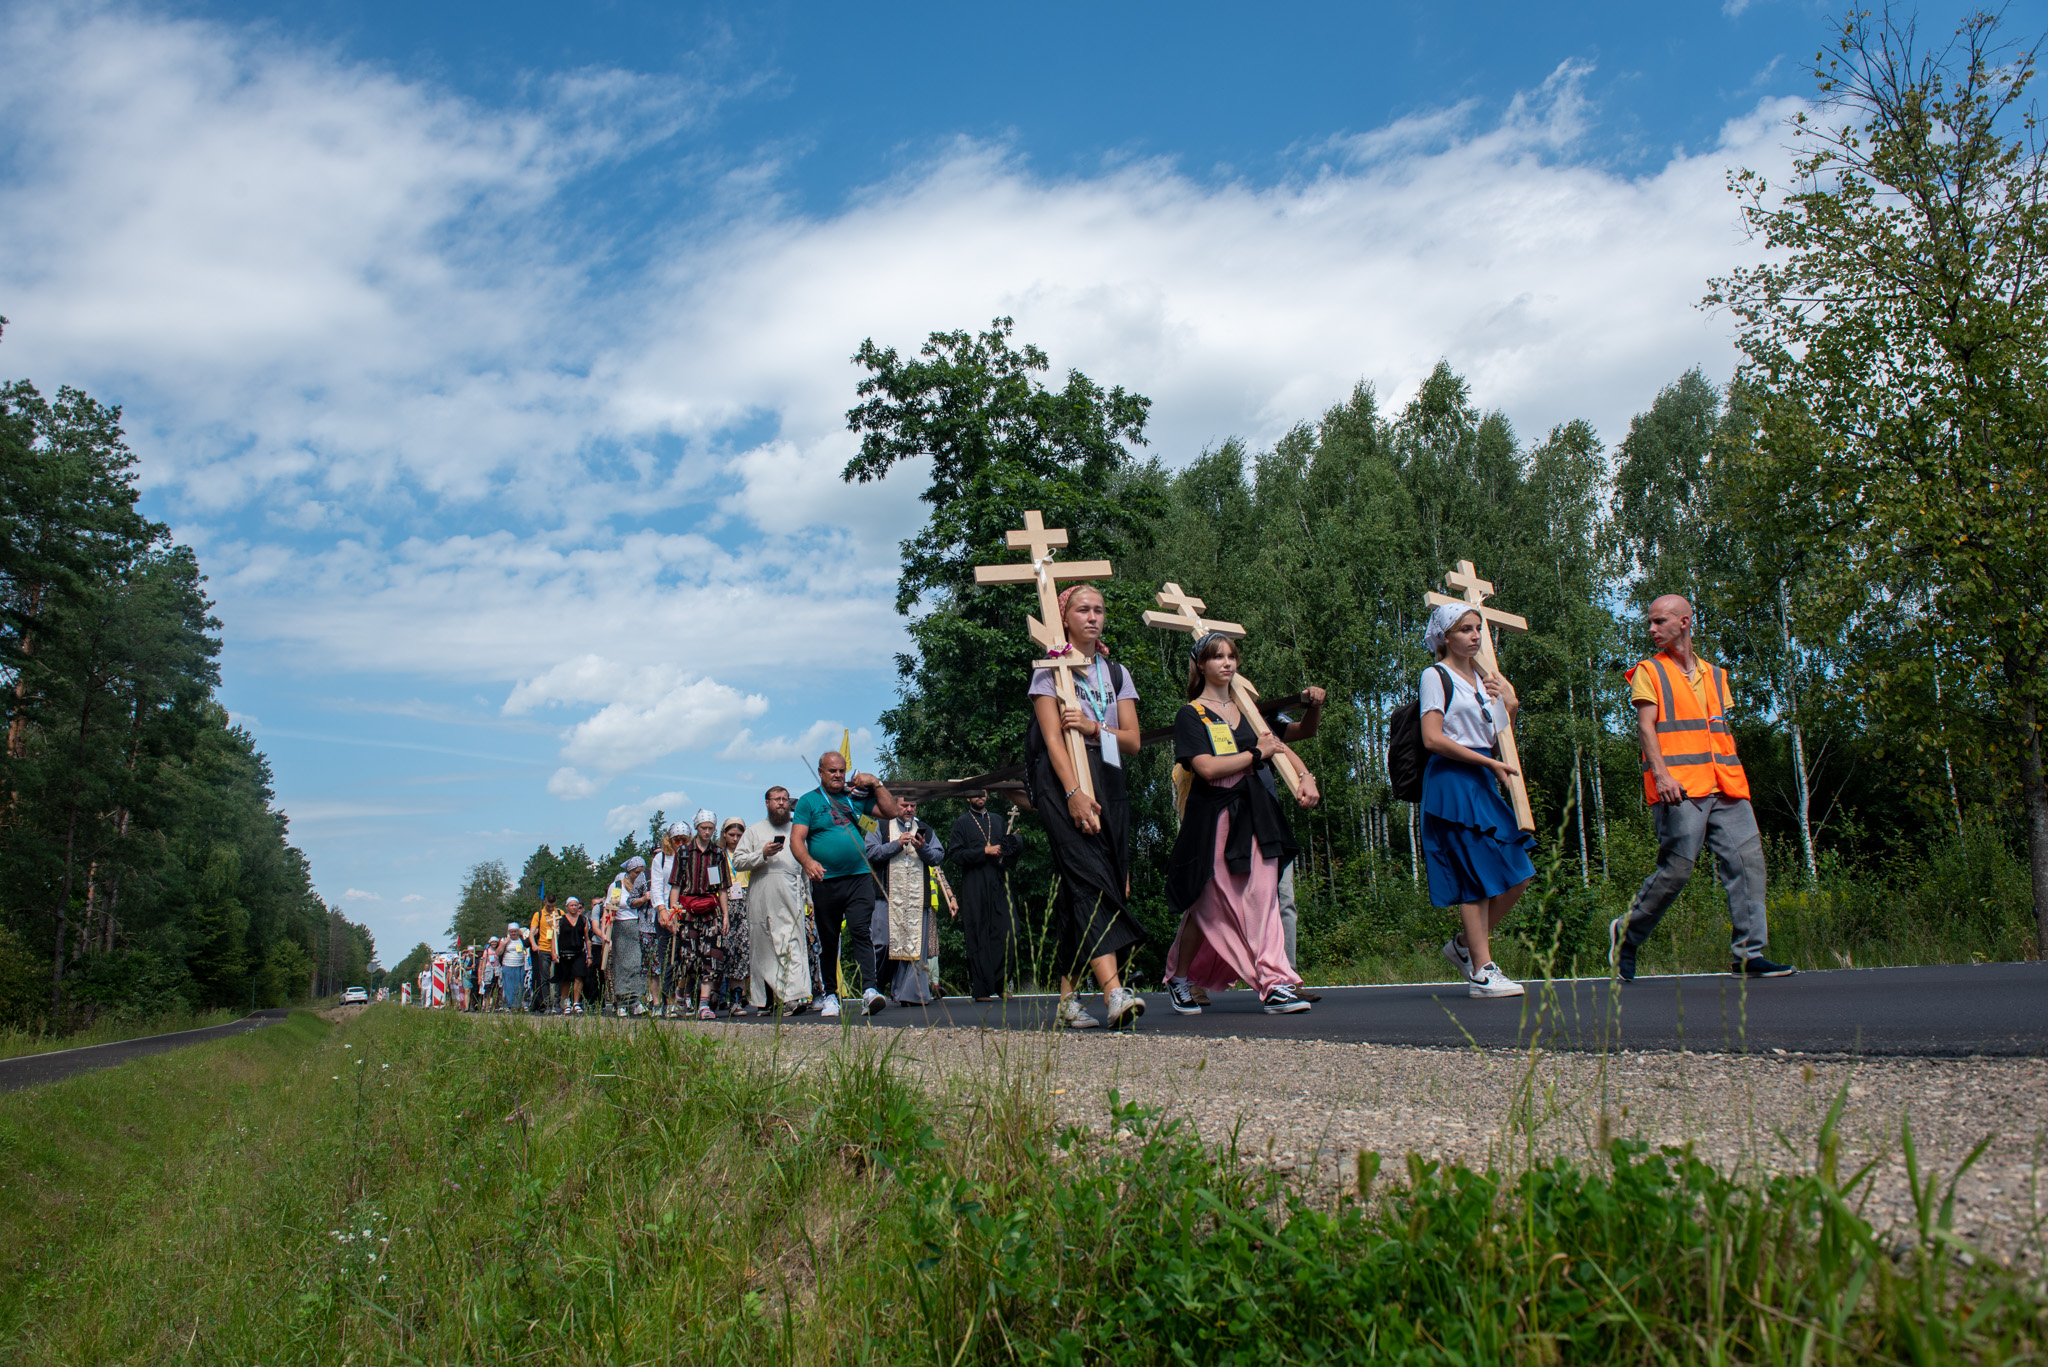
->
[0, 347, 370, 1024]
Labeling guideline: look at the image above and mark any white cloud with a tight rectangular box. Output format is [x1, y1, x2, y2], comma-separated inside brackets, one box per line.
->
[719, 721, 873, 766]
[343, 888, 381, 902]
[547, 767, 601, 800]
[604, 789, 693, 834]
[506, 655, 769, 773]
[401, 893, 425, 903]
[0, 2, 1802, 706]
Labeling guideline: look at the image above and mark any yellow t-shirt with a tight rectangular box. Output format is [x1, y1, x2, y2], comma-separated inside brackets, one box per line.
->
[1630, 655, 1715, 715]
[529, 911, 555, 953]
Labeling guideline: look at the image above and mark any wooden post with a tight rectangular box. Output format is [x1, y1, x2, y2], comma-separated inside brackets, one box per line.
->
[1425, 560, 1535, 833]
[1141, 582, 1311, 800]
[973, 511, 1115, 801]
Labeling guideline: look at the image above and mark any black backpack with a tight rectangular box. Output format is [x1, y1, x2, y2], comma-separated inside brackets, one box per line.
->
[1387, 664, 1453, 803]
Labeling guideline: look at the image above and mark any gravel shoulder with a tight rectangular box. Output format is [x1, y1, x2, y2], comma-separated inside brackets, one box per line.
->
[460, 1010, 2048, 1267]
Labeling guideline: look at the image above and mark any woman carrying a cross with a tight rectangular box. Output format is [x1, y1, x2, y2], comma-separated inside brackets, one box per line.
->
[1419, 603, 1535, 998]
[1163, 632, 1317, 1014]
[1027, 583, 1148, 1030]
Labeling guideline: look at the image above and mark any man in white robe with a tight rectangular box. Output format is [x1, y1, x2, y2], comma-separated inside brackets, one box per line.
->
[732, 786, 813, 1012]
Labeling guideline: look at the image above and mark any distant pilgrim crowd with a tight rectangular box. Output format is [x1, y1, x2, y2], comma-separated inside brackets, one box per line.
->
[419, 575, 1793, 1027]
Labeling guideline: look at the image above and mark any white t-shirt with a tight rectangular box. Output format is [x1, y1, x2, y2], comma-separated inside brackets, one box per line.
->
[605, 873, 639, 923]
[1028, 655, 1138, 706]
[1420, 665, 1498, 751]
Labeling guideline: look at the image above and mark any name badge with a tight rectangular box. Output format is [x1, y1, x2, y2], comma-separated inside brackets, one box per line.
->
[705, 862, 722, 887]
[1100, 736, 1121, 769]
[1205, 719, 1239, 755]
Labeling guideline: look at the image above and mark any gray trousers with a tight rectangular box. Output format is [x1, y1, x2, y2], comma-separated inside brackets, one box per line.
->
[1620, 795, 1769, 962]
[608, 923, 646, 1002]
[1277, 862, 1298, 971]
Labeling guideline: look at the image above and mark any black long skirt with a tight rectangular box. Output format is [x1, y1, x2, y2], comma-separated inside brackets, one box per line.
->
[1027, 728, 1143, 978]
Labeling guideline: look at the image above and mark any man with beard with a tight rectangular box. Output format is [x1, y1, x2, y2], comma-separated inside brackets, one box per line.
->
[733, 786, 813, 1014]
[865, 793, 947, 1005]
[946, 790, 1022, 1001]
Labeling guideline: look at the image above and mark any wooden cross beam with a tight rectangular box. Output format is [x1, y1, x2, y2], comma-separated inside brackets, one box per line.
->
[972, 510, 1114, 802]
[1142, 582, 1310, 800]
[1424, 558, 1534, 833]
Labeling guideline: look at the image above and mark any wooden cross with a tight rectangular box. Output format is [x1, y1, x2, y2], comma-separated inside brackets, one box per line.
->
[1424, 560, 1534, 833]
[1142, 582, 1311, 800]
[973, 511, 1115, 801]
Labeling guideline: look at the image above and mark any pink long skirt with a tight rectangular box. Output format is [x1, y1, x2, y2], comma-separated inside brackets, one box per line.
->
[1164, 779, 1300, 996]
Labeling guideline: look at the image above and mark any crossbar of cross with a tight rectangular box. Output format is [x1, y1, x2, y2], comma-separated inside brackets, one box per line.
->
[1424, 559, 1534, 833]
[1142, 582, 1310, 801]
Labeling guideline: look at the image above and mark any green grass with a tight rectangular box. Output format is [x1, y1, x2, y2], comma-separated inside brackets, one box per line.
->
[0, 1007, 2040, 1364]
[0, 1005, 246, 1062]
[1297, 813, 2038, 987]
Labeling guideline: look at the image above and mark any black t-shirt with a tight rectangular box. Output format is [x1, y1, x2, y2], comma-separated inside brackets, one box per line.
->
[555, 915, 588, 960]
[1174, 702, 1257, 772]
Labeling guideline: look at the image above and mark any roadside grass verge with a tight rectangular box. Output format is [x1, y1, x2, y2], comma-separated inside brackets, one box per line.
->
[0, 1006, 247, 1062]
[0, 1006, 2040, 1364]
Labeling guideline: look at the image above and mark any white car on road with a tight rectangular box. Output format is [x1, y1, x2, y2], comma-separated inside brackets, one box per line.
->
[341, 986, 369, 1004]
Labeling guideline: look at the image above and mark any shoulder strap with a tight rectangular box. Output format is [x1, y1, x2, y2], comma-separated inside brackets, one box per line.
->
[1431, 663, 1455, 700]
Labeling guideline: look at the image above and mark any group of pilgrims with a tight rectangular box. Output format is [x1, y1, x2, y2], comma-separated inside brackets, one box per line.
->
[440, 568, 1796, 1025]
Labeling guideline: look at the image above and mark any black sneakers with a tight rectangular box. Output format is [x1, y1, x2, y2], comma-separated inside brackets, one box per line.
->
[1261, 984, 1312, 1014]
[1731, 957, 1797, 978]
[1167, 979, 1201, 1015]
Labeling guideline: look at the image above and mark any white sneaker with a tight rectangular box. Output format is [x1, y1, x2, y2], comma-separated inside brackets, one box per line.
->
[1104, 986, 1145, 1028]
[818, 994, 841, 1018]
[1468, 963, 1525, 999]
[862, 988, 888, 1015]
[1440, 936, 1474, 981]
[1056, 996, 1100, 1030]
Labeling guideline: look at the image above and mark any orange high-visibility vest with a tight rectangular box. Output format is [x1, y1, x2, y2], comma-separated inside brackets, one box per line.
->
[1630, 652, 1749, 803]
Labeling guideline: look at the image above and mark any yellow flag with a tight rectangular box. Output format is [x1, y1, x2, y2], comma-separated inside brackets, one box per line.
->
[842, 727, 878, 833]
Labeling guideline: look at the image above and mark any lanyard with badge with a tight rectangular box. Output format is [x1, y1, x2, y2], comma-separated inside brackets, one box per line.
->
[1191, 702, 1241, 756]
[1074, 655, 1121, 769]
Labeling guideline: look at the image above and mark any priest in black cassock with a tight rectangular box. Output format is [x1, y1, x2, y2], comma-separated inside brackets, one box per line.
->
[946, 790, 1022, 1001]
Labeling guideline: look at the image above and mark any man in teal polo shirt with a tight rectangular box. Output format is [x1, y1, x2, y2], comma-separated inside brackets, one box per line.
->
[790, 751, 901, 1017]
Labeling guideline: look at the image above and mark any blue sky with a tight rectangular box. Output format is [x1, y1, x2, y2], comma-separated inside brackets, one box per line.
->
[3, 0, 2036, 962]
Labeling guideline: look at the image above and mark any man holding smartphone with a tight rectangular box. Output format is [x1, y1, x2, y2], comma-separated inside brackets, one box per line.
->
[733, 786, 816, 1014]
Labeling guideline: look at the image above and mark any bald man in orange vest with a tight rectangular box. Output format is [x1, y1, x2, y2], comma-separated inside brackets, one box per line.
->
[1608, 595, 1795, 982]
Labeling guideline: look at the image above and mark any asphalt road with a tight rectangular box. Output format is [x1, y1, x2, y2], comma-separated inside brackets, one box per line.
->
[741, 962, 2048, 1056]
[0, 1007, 291, 1093]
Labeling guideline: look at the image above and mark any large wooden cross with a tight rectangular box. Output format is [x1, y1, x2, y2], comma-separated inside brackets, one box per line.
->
[1425, 560, 1534, 832]
[973, 511, 1115, 801]
[1142, 582, 1311, 800]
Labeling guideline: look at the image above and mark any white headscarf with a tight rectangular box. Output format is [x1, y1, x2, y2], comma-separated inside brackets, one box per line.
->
[1423, 602, 1482, 658]
[694, 807, 716, 827]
